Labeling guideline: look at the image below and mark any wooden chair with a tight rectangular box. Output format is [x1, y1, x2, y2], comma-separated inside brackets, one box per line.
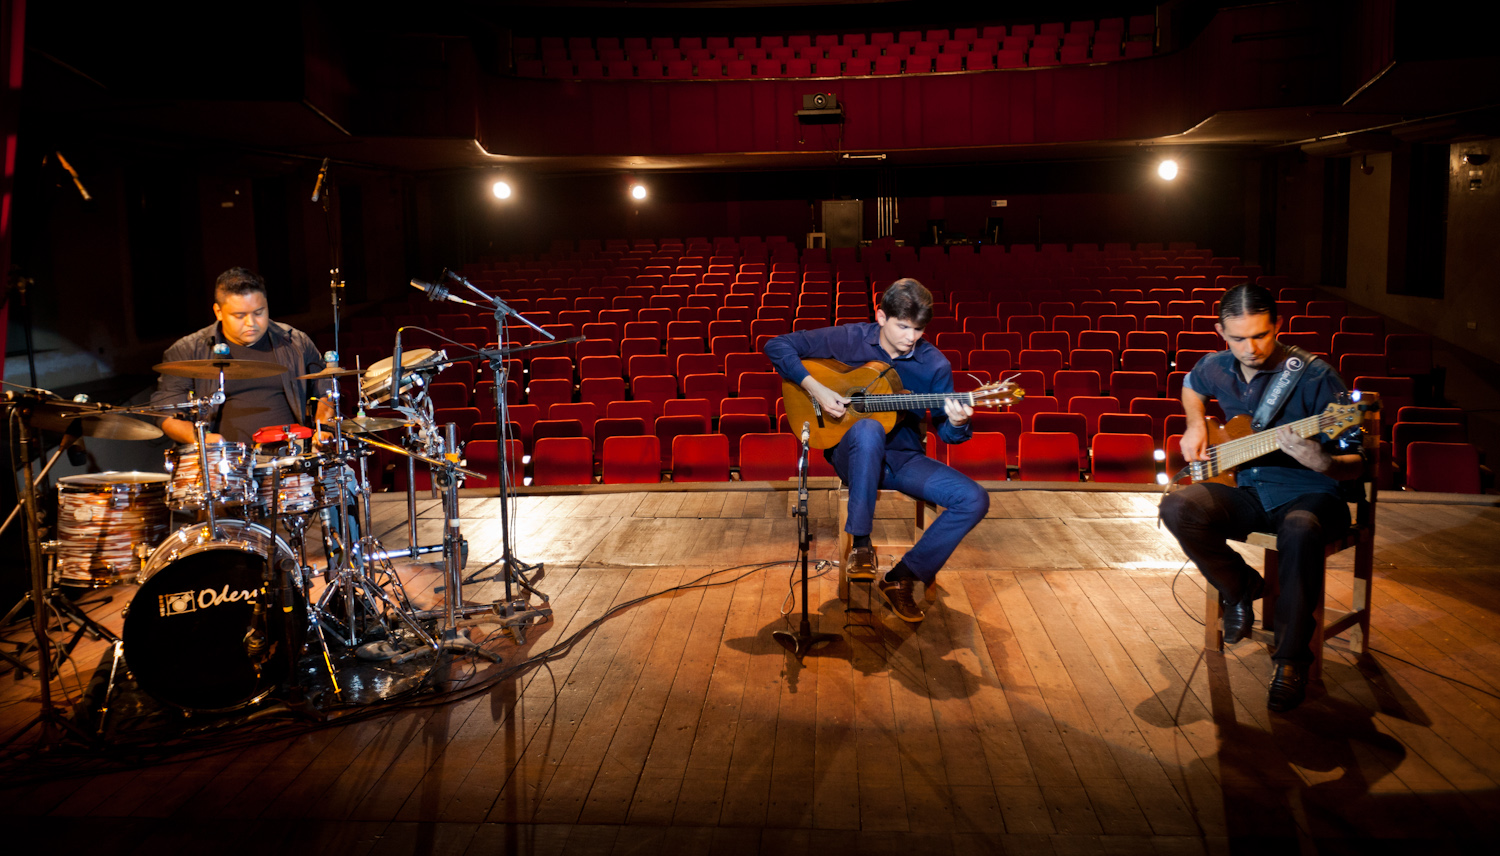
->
[1203, 393, 1380, 682]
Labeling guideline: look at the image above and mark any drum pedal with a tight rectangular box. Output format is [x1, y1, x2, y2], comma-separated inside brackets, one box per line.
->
[355, 639, 403, 661]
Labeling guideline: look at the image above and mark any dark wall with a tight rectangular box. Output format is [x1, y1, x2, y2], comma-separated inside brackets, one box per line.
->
[416, 151, 1254, 262]
[6, 139, 414, 396]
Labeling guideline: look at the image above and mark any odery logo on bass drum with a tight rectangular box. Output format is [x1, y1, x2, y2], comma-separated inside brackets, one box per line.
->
[158, 585, 260, 617]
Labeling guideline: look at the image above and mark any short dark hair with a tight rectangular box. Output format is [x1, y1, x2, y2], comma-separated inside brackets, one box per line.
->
[1218, 282, 1278, 324]
[879, 278, 933, 327]
[214, 267, 266, 304]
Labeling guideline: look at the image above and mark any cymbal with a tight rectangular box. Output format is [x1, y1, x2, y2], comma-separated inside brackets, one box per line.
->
[324, 416, 410, 434]
[30, 403, 164, 440]
[154, 359, 289, 380]
[297, 365, 365, 380]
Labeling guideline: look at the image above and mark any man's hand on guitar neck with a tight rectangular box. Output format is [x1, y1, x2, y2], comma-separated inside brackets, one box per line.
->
[1277, 426, 1364, 480]
[943, 396, 973, 427]
[801, 376, 850, 418]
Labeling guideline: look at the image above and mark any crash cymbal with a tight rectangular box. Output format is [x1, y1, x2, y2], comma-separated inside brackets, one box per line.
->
[77, 413, 165, 441]
[154, 359, 289, 380]
[297, 365, 365, 380]
[324, 416, 411, 434]
[30, 404, 164, 440]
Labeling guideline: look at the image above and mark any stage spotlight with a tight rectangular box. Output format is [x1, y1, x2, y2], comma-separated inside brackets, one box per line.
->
[1153, 448, 1166, 462]
[1156, 472, 1170, 486]
[630, 183, 648, 201]
[492, 180, 513, 200]
[1157, 159, 1179, 181]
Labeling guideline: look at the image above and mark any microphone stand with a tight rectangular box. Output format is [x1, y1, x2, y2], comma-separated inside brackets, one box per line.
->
[773, 423, 839, 659]
[444, 271, 554, 644]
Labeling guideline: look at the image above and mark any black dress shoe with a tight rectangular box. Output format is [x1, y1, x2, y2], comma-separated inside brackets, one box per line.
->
[1221, 577, 1264, 644]
[1267, 661, 1308, 712]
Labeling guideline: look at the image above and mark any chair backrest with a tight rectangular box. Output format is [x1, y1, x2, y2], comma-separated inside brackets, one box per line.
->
[1091, 433, 1158, 484]
[946, 432, 1008, 481]
[672, 434, 730, 482]
[738, 433, 799, 480]
[601, 435, 661, 484]
[1405, 442, 1480, 493]
[531, 437, 594, 485]
[1018, 432, 1081, 481]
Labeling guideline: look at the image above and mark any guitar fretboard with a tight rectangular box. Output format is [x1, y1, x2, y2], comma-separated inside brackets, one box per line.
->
[1192, 410, 1340, 480]
[851, 392, 975, 413]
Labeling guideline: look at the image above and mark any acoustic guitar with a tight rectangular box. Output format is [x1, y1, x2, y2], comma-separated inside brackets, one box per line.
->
[781, 358, 1025, 450]
[1187, 398, 1377, 485]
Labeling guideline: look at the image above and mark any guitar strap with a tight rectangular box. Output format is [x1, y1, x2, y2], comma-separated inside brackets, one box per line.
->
[1250, 344, 1316, 431]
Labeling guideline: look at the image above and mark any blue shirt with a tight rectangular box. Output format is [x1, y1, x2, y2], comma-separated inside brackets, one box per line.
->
[764, 322, 972, 464]
[1184, 345, 1350, 511]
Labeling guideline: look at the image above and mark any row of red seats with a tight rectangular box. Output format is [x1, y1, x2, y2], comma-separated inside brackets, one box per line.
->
[541, 31, 1142, 64]
[518, 43, 1153, 80]
[519, 19, 1156, 59]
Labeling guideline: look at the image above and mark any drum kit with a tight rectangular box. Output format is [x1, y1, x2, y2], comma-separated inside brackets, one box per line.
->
[2, 331, 550, 731]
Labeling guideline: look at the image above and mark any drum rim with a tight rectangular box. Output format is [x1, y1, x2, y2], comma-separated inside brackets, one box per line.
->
[59, 471, 172, 487]
[138, 519, 296, 585]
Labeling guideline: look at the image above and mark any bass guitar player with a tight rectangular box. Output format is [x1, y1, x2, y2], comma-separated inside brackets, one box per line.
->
[1160, 282, 1366, 712]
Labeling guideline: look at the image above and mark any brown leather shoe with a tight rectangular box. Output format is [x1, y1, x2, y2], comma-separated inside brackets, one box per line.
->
[845, 545, 877, 580]
[876, 577, 925, 623]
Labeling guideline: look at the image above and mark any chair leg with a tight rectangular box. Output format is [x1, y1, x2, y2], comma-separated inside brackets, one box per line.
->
[1260, 551, 1280, 634]
[835, 488, 852, 602]
[1205, 583, 1223, 651]
[1348, 534, 1374, 656]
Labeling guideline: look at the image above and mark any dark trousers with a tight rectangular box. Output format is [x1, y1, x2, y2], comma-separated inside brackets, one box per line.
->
[1159, 483, 1350, 664]
[827, 419, 990, 585]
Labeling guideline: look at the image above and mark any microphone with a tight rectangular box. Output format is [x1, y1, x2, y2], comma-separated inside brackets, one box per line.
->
[390, 328, 403, 410]
[311, 157, 329, 202]
[410, 279, 479, 307]
[801, 421, 811, 446]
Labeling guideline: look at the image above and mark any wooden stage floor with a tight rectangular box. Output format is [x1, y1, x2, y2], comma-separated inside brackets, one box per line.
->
[3, 487, 1500, 854]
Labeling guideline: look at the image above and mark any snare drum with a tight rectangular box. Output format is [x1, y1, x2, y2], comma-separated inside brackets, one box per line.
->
[55, 472, 171, 587]
[252, 455, 320, 515]
[127, 519, 304, 712]
[165, 442, 256, 510]
[361, 348, 446, 404]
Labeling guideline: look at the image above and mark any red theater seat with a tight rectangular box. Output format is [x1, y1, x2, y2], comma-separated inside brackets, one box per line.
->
[1405, 442, 1480, 494]
[1018, 432, 1081, 482]
[1091, 433, 1157, 484]
[738, 433, 799, 480]
[601, 435, 661, 484]
[672, 434, 730, 482]
[946, 432, 1008, 481]
[531, 437, 594, 485]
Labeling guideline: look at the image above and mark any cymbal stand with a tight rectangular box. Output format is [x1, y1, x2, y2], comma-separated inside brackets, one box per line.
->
[443, 271, 554, 643]
[405, 423, 501, 662]
[307, 385, 438, 661]
[773, 423, 840, 659]
[1, 396, 92, 745]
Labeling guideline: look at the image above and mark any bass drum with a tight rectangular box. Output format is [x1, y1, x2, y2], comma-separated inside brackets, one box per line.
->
[124, 519, 305, 712]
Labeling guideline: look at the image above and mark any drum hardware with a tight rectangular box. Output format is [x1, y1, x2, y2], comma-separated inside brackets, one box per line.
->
[429, 271, 563, 643]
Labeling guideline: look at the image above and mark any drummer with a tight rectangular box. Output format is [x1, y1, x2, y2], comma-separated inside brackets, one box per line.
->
[153, 267, 335, 445]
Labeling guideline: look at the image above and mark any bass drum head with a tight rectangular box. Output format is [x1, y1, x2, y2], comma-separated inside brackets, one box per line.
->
[124, 539, 305, 712]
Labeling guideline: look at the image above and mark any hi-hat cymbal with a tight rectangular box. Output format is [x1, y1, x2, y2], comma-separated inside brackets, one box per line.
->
[154, 359, 289, 380]
[324, 416, 411, 434]
[297, 366, 365, 380]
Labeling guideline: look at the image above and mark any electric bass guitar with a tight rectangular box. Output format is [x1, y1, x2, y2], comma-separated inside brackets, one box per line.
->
[1187, 397, 1377, 485]
[782, 358, 1026, 450]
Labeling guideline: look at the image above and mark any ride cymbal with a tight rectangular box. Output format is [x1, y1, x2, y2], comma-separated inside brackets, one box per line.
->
[154, 359, 289, 380]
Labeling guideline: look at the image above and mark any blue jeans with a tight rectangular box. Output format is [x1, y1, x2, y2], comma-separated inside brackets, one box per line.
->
[828, 419, 990, 584]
